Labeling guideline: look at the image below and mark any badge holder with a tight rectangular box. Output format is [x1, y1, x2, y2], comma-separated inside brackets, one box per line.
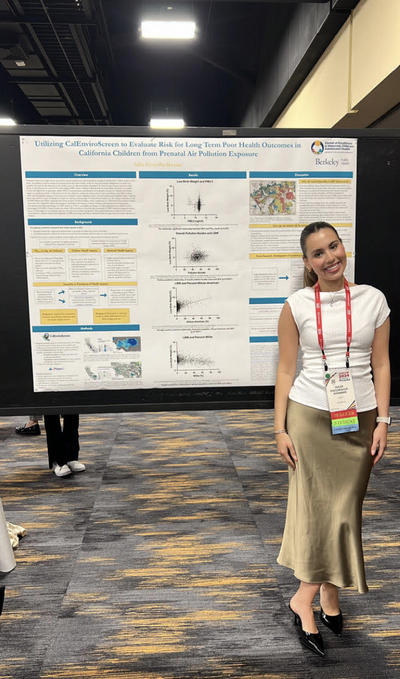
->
[325, 370, 359, 434]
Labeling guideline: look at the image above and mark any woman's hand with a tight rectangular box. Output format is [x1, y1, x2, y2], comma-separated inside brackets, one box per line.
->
[276, 432, 298, 471]
[370, 423, 388, 466]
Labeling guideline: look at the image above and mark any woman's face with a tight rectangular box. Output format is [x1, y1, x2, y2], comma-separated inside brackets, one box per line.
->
[303, 228, 347, 285]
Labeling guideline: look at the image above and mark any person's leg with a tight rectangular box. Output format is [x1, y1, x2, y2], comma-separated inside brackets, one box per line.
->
[320, 582, 340, 615]
[290, 581, 321, 633]
[62, 414, 80, 461]
[44, 415, 66, 467]
[0, 586, 5, 616]
[63, 415, 85, 472]
[319, 582, 343, 635]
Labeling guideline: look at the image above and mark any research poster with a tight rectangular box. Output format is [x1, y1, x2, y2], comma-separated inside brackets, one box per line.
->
[19, 135, 357, 392]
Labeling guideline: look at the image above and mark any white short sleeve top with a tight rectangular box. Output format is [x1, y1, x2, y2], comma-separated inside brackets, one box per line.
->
[287, 285, 390, 412]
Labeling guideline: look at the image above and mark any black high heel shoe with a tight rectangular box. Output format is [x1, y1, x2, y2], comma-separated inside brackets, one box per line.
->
[289, 604, 325, 657]
[320, 608, 343, 636]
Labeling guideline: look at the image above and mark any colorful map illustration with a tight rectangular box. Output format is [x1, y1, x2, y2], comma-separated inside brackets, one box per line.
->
[112, 336, 141, 352]
[250, 181, 296, 215]
[85, 361, 142, 381]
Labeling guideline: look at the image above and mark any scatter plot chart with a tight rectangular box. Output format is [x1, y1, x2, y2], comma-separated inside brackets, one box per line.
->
[169, 237, 220, 271]
[171, 341, 222, 375]
[170, 287, 220, 320]
[166, 185, 218, 219]
[190, 194, 203, 214]
[185, 246, 209, 265]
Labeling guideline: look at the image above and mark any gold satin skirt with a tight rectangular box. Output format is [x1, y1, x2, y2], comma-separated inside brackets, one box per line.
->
[277, 399, 376, 593]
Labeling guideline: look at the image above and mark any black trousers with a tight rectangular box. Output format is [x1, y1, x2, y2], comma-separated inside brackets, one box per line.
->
[0, 586, 5, 616]
[44, 414, 80, 468]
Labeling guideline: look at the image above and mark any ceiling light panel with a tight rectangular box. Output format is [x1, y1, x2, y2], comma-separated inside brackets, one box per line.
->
[141, 21, 196, 40]
[150, 118, 185, 129]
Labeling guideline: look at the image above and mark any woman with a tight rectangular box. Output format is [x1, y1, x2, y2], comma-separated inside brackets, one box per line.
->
[274, 221, 390, 657]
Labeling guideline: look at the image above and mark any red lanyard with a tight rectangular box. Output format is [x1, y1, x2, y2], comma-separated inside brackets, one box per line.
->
[315, 279, 352, 372]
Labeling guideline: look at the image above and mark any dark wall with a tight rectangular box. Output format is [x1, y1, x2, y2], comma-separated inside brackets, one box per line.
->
[356, 137, 400, 401]
[242, 1, 361, 127]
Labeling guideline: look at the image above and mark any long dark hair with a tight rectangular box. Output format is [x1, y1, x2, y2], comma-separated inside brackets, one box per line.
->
[300, 221, 341, 288]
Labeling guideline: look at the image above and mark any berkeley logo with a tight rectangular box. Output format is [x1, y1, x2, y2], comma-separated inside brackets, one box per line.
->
[315, 158, 339, 166]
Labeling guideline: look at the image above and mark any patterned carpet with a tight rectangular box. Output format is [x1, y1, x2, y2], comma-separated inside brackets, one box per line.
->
[0, 409, 399, 679]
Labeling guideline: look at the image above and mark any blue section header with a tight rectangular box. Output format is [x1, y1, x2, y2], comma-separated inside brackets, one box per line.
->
[25, 171, 137, 178]
[249, 298, 287, 305]
[250, 336, 278, 343]
[139, 171, 246, 179]
[249, 171, 353, 178]
[28, 218, 137, 225]
[33, 325, 140, 332]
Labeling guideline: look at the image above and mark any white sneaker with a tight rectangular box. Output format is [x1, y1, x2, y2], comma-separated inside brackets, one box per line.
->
[67, 460, 86, 472]
[52, 463, 72, 477]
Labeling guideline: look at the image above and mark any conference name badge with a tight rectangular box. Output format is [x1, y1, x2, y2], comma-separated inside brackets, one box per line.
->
[325, 369, 359, 435]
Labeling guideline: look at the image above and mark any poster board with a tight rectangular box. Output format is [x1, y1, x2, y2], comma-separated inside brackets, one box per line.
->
[0, 127, 399, 414]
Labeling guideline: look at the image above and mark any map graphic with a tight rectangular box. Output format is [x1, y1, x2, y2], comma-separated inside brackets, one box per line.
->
[85, 362, 142, 380]
[113, 336, 141, 352]
[250, 180, 296, 215]
[85, 338, 98, 353]
[112, 362, 142, 378]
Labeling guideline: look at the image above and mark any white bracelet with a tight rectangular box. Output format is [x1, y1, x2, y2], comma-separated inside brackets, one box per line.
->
[376, 416, 391, 425]
[274, 429, 287, 435]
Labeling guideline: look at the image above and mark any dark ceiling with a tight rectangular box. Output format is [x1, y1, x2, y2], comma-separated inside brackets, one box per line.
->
[0, 0, 359, 128]
[103, 0, 269, 127]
